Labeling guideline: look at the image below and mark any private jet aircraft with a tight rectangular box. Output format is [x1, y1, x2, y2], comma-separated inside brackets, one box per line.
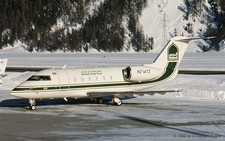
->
[10, 36, 193, 110]
[0, 59, 8, 85]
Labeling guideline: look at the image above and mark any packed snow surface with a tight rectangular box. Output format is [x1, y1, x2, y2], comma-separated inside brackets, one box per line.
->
[1, 46, 225, 140]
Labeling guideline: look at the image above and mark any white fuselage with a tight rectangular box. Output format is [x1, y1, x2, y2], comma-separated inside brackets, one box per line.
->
[10, 64, 176, 99]
[10, 36, 193, 101]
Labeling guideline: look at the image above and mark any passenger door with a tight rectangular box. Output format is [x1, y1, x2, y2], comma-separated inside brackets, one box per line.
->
[55, 69, 69, 85]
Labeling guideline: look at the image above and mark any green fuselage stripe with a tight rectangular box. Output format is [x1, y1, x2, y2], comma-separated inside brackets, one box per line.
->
[12, 62, 177, 92]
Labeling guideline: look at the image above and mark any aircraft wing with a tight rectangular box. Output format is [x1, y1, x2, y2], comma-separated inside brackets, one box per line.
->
[87, 89, 183, 98]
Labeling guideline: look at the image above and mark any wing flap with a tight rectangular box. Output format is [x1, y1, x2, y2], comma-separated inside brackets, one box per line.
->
[87, 89, 183, 97]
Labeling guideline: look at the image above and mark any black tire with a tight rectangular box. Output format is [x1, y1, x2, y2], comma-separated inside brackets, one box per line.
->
[98, 98, 104, 104]
[29, 105, 36, 110]
[117, 101, 122, 106]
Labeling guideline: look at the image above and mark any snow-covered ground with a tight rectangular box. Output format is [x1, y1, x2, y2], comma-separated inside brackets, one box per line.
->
[1, 47, 225, 140]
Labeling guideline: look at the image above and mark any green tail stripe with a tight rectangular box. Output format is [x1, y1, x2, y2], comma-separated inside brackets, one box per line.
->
[130, 62, 177, 85]
[12, 62, 177, 91]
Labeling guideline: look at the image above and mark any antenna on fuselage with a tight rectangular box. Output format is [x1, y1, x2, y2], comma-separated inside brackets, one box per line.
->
[62, 64, 66, 69]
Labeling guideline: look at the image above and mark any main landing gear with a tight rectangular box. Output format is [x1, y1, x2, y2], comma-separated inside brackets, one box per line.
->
[29, 99, 36, 110]
[28, 97, 122, 110]
[111, 97, 122, 106]
[92, 97, 104, 104]
[92, 97, 122, 106]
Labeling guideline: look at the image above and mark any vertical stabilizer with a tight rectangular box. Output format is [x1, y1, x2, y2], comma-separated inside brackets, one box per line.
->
[150, 37, 192, 68]
[143, 37, 194, 83]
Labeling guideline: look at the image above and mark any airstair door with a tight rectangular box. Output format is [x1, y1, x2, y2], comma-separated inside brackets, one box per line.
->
[55, 69, 69, 85]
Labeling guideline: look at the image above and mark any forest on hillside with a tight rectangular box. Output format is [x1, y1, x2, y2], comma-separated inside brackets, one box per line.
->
[1, 0, 225, 52]
[0, 0, 152, 52]
[183, 0, 225, 51]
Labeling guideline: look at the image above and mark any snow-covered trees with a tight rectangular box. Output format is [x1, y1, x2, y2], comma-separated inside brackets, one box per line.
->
[184, 0, 225, 51]
[0, 0, 148, 52]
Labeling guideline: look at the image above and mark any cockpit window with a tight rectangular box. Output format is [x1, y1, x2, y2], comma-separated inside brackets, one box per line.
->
[28, 75, 51, 81]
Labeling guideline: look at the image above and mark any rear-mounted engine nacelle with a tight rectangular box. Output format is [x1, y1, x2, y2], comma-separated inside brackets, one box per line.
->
[122, 66, 162, 82]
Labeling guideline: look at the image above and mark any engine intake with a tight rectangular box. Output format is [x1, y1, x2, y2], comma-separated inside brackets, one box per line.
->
[123, 66, 132, 80]
[122, 66, 162, 82]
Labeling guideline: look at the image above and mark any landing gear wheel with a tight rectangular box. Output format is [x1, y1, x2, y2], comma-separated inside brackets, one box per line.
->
[98, 98, 104, 104]
[92, 97, 104, 104]
[112, 97, 122, 106]
[116, 100, 122, 106]
[29, 105, 36, 110]
[93, 98, 98, 103]
[29, 99, 36, 110]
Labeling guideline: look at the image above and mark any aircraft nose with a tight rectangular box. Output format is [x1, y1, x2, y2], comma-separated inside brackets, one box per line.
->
[10, 89, 17, 96]
[10, 87, 21, 97]
[10, 86, 34, 99]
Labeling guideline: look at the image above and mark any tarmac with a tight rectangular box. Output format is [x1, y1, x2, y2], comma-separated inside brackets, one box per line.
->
[0, 91, 225, 141]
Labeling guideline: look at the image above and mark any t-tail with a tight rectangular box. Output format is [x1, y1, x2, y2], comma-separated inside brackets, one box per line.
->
[0, 59, 8, 85]
[152, 36, 192, 67]
[144, 36, 193, 82]
[123, 36, 194, 85]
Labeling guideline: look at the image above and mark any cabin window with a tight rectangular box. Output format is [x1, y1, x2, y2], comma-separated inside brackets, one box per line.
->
[28, 75, 51, 81]
[61, 86, 68, 89]
[52, 72, 57, 75]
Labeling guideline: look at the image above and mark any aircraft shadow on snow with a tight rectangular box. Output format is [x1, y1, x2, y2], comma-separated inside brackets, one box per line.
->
[1, 92, 224, 138]
[0, 96, 136, 109]
[117, 115, 224, 138]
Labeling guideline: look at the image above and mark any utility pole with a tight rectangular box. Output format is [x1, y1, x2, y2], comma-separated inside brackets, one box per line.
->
[162, 12, 169, 48]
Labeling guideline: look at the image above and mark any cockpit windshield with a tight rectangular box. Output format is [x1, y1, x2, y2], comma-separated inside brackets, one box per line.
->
[28, 75, 51, 81]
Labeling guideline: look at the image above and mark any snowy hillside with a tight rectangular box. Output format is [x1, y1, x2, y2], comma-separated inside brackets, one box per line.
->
[139, 0, 206, 52]
[1, 0, 199, 53]
[1, 0, 224, 53]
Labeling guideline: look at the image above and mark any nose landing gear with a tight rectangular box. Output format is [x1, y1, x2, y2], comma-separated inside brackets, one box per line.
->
[29, 99, 36, 110]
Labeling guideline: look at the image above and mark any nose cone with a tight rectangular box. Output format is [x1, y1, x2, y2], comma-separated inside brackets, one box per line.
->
[10, 87, 20, 97]
[10, 86, 30, 98]
[10, 79, 34, 98]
